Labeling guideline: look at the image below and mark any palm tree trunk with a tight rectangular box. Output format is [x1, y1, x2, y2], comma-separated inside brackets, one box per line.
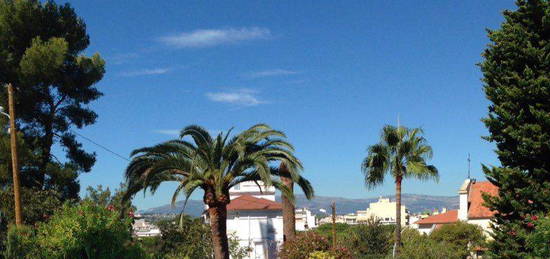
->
[280, 162, 296, 242]
[208, 204, 229, 259]
[395, 176, 402, 255]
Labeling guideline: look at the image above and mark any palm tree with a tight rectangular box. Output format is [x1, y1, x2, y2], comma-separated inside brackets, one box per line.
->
[123, 124, 313, 259]
[361, 125, 438, 255]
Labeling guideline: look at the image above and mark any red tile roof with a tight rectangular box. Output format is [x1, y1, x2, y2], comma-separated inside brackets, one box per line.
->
[468, 181, 498, 219]
[227, 195, 282, 211]
[415, 210, 458, 225]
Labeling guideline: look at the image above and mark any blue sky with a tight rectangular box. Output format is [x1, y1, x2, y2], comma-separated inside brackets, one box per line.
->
[59, 0, 515, 210]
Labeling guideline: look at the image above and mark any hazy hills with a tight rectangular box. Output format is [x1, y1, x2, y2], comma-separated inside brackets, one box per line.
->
[139, 194, 458, 217]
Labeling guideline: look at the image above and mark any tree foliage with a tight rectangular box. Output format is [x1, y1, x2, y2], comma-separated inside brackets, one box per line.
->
[154, 216, 213, 259]
[361, 125, 438, 253]
[83, 184, 136, 215]
[429, 221, 486, 258]
[479, 0, 550, 257]
[342, 217, 394, 258]
[0, 0, 105, 199]
[280, 231, 351, 259]
[2, 202, 144, 259]
[123, 124, 313, 258]
[398, 228, 460, 259]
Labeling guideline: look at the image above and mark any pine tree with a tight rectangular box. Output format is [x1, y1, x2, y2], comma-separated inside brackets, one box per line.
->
[0, 0, 105, 199]
[479, 0, 550, 257]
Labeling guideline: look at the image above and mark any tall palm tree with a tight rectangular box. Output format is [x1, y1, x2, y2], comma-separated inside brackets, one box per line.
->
[123, 124, 313, 259]
[361, 125, 438, 255]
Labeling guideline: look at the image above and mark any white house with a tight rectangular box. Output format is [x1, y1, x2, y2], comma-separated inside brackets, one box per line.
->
[414, 178, 498, 236]
[224, 181, 284, 259]
[356, 197, 408, 226]
[295, 208, 317, 231]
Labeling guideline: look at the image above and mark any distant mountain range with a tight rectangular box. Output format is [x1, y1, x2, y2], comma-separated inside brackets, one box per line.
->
[139, 194, 458, 217]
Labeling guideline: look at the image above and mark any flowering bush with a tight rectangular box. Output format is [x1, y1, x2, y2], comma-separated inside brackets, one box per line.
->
[280, 231, 351, 259]
[309, 251, 335, 259]
[522, 214, 550, 257]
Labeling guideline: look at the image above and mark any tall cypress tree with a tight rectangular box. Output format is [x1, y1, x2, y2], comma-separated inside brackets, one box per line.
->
[479, 0, 550, 257]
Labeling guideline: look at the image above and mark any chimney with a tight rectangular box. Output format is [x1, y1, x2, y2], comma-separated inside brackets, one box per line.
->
[458, 178, 473, 221]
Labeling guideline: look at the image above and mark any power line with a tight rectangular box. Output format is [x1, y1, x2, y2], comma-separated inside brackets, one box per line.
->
[70, 130, 130, 162]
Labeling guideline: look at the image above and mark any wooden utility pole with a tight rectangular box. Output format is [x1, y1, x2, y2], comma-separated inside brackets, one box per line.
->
[331, 201, 336, 249]
[7, 83, 22, 225]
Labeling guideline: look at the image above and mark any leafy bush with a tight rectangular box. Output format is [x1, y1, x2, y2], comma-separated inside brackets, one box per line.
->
[2, 201, 145, 259]
[398, 228, 459, 259]
[2, 225, 35, 259]
[309, 251, 335, 259]
[429, 221, 486, 258]
[280, 231, 351, 259]
[151, 216, 213, 258]
[342, 218, 394, 258]
[314, 223, 353, 243]
[280, 231, 330, 259]
[522, 214, 550, 257]
[0, 187, 62, 256]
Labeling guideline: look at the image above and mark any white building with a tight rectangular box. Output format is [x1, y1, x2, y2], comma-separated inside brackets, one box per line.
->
[132, 218, 161, 237]
[414, 179, 498, 236]
[224, 181, 284, 259]
[295, 208, 317, 231]
[317, 213, 358, 225]
[356, 197, 408, 226]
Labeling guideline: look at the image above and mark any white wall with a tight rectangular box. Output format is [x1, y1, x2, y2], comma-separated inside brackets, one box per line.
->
[467, 218, 493, 239]
[417, 224, 435, 235]
[227, 210, 283, 259]
[458, 179, 471, 221]
[295, 208, 317, 231]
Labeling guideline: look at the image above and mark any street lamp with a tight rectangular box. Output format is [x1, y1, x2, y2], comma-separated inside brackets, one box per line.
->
[2, 83, 22, 226]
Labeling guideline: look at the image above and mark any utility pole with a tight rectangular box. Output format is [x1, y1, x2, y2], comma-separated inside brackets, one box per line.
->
[7, 83, 22, 225]
[331, 202, 336, 250]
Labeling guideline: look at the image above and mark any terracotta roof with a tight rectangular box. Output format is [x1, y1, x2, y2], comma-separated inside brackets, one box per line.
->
[227, 195, 282, 211]
[415, 210, 458, 225]
[468, 181, 498, 219]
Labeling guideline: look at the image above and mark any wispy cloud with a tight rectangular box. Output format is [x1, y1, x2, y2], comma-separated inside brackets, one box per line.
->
[206, 89, 264, 106]
[159, 27, 271, 48]
[119, 68, 170, 77]
[244, 69, 299, 79]
[153, 129, 180, 136]
[110, 53, 140, 65]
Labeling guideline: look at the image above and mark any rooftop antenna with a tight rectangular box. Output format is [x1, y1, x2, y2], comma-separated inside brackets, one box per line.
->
[467, 153, 471, 179]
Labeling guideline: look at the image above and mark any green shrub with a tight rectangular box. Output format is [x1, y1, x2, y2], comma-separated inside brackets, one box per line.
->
[522, 214, 550, 257]
[280, 231, 351, 259]
[429, 221, 486, 258]
[154, 216, 213, 258]
[398, 228, 460, 259]
[309, 251, 335, 259]
[280, 231, 330, 259]
[2, 201, 146, 259]
[342, 218, 394, 258]
[2, 225, 36, 259]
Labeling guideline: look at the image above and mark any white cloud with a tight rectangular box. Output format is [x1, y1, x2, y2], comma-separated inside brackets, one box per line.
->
[159, 27, 271, 48]
[119, 68, 170, 77]
[206, 89, 264, 106]
[110, 53, 139, 65]
[245, 69, 298, 79]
